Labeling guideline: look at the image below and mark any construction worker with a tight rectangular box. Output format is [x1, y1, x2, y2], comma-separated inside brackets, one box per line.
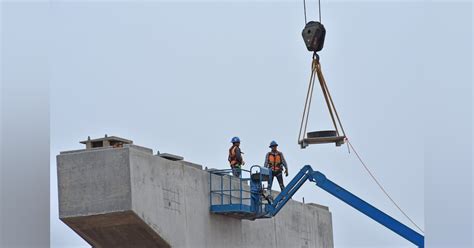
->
[228, 137, 245, 177]
[264, 140, 288, 191]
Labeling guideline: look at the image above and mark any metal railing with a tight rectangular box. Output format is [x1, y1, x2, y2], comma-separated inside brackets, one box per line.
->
[209, 168, 252, 210]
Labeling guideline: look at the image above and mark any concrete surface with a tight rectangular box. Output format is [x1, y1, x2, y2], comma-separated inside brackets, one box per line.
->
[57, 145, 334, 248]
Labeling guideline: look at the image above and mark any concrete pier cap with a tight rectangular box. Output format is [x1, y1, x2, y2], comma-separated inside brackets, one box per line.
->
[57, 136, 334, 248]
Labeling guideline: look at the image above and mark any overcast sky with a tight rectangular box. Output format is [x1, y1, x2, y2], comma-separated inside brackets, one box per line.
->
[49, 2, 471, 247]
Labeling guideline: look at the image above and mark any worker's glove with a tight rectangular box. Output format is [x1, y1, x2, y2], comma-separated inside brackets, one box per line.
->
[285, 170, 288, 177]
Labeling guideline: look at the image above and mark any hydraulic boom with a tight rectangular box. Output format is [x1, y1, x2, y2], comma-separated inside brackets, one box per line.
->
[267, 165, 424, 247]
[209, 165, 424, 247]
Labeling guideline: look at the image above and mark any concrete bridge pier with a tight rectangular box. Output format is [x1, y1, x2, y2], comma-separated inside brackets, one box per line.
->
[57, 140, 334, 248]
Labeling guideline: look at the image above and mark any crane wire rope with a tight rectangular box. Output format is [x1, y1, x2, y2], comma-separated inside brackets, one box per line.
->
[318, 0, 321, 23]
[303, 0, 322, 24]
[303, 0, 307, 24]
[346, 139, 425, 234]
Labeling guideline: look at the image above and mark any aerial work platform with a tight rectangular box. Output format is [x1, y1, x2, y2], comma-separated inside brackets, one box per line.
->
[209, 165, 424, 247]
[209, 167, 273, 220]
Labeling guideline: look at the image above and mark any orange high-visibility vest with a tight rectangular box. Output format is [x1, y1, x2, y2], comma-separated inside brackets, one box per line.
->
[228, 146, 239, 167]
[268, 152, 283, 171]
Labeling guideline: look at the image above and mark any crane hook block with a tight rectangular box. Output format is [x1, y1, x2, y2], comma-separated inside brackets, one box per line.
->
[302, 21, 326, 52]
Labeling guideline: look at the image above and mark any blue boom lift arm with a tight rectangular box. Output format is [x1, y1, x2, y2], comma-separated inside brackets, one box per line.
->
[209, 165, 424, 247]
[266, 165, 424, 248]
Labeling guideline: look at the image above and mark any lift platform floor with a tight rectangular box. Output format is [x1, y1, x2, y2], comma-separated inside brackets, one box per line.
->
[210, 204, 258, 220]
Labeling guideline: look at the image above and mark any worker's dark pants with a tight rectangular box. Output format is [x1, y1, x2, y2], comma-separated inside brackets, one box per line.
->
[269, 170, 285, 191]
[231, 166, 241, 178]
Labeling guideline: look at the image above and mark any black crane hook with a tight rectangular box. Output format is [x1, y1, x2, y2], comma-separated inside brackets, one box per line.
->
[302, 21, 326, 53]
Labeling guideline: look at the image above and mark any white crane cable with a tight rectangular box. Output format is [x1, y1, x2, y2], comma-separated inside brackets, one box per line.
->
[346, 139, 425, 234]
[298, 0, 422, 234]
[318, 0, 321, 23]
[303, 0, 321, 24]
[303, 0, 307, 24]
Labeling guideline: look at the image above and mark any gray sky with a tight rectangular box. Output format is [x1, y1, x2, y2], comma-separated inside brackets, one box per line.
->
[49, 2, 470, 247]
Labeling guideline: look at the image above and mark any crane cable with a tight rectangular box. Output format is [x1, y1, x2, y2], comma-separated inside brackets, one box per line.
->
[303, 0, 321, 24]
[303, 0, 307, 24]
[345, 138, 425, 234]
[301, 58, 423, 234]
[318, 0, 321, 23]
[299, 0, 424, 234]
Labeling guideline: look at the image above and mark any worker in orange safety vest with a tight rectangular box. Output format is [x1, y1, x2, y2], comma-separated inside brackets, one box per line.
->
[264, 140, 288, 191]
[228, 136, 245, 177]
